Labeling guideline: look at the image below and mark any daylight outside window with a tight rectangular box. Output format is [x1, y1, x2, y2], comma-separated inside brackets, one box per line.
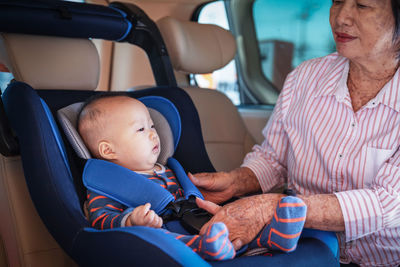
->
[0, 66, 13, 93]
[197, 0, 335, 105]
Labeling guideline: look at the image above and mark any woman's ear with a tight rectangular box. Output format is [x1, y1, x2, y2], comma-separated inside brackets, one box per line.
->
[98, 141, 116, 160]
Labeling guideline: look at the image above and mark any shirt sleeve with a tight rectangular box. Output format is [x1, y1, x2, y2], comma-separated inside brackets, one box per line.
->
[334, 150, 400, 241]
[241, 68, 299, 193]
[87, 190, 133, 230]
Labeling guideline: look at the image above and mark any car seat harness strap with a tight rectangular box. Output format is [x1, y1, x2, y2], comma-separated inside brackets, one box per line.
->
[83, 158, 212, 234]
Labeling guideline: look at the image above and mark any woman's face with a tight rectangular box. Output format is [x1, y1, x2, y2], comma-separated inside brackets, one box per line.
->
[330, 0, 396, 63]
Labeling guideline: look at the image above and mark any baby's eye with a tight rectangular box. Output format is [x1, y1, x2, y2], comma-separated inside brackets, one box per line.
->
[137, 127, 144, 132]
[151, 124, 155, 129]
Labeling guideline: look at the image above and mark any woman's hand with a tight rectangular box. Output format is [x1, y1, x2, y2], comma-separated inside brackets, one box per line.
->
[189, 167, 261, 204]
[127, 203, 163, 228]
[196, 194, 283, 250]
[189, 172, 236, 204]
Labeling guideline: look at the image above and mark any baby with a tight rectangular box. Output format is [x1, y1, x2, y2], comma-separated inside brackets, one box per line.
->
[78, 94, 306, 260]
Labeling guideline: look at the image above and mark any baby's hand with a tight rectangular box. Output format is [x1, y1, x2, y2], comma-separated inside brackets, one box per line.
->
[129, 203, 163, 228]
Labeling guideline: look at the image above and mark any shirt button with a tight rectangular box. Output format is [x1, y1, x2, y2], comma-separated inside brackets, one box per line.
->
[339, 154, 343, 158]
[351, 123, 355, 127]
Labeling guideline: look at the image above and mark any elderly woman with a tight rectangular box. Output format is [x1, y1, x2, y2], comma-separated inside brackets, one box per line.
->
[191, 0, 400, 266]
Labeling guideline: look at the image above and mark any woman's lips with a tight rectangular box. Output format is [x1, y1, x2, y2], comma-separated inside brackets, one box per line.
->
[335, 32, 357, 43]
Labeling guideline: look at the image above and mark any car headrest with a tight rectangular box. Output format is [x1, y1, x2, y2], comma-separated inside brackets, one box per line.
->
[156, 16, 236, 74]
[57, 96, 178, 165]
[0, 33, 99, 90]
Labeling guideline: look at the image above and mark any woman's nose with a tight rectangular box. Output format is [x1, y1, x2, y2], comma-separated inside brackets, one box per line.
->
[332, 2, 354, 27]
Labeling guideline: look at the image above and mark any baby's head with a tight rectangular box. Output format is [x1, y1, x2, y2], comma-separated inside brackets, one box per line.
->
[78, 94, 161, 172]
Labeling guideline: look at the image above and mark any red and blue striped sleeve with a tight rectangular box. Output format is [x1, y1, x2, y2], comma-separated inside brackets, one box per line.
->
[87, 190, 133, 230]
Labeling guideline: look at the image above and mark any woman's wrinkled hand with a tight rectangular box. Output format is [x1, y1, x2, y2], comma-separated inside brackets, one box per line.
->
[196, 194, 283, 250]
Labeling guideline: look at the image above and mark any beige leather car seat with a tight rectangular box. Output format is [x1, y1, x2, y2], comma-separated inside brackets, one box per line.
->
[157, 17, 256, 172]
[0, 33, 99, 266]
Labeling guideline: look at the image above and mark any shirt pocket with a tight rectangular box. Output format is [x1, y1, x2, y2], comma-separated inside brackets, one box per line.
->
[364, 146, 397, 187]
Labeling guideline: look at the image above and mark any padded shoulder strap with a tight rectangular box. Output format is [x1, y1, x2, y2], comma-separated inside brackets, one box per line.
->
[167, 158, 203, 200]
[82, 158, 204, 214]
[83, 159, 175, 214]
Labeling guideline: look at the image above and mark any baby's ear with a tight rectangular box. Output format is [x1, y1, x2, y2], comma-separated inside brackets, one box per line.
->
[98, 141, 116, 160]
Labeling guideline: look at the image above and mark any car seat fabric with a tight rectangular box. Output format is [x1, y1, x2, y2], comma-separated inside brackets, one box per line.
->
[82, 157, 211, 237]
[57, 95, 179, 163]
[2, 81, 215, 266]
[82, 158, 203, 216]
[0, 0, 133, 41]
[83, 159, 175, 214]
[57, 102, 91, 159]
[0, 26, 214, 267]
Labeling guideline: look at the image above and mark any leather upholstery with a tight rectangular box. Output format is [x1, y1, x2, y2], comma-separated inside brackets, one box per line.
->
[184, 87, 255, 171]
[0, 155, 76, 266]
[0, 33, 99, 90]
[157, 17, 255, 171]
[157, 16, 236, 74]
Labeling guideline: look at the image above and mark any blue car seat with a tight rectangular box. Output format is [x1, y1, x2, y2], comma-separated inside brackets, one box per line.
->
[0, 0, 339, 266]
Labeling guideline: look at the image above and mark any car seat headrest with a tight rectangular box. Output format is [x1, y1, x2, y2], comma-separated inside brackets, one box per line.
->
[156, 16, 236, 74]
[57, 102, 91, 159]
[0, 33, 99, 90]
[57, 96, 178, 165]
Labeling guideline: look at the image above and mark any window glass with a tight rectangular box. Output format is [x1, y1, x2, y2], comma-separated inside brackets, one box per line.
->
[0, 70, 13, 93]
[196, 1, 240, 105]
[253, 0, 335, 90]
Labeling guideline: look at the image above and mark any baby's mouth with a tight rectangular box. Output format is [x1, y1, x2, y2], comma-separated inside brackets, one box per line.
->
[153, 144, 159, 153]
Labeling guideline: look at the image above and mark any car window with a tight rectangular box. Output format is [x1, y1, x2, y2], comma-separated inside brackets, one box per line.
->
[0, 71, 13, 93]
[196, 0, 335, 105]
[253, 0, 335, 90]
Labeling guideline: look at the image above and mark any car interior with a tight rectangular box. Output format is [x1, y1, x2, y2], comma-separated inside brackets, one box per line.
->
[0, 0, 339, 266]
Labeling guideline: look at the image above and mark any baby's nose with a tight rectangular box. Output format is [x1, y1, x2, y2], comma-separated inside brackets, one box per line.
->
[149, 129, 158, 139]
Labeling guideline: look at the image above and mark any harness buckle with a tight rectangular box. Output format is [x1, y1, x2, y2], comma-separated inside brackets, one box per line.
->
[163, 196, 212, 234]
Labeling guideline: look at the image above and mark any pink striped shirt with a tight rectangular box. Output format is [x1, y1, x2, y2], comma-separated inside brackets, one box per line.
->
[242, 52, 400, 267]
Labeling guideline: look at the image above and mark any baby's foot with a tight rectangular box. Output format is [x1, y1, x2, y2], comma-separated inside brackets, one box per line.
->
[249, 196, 307, 252]
[176, 222, 235, 260]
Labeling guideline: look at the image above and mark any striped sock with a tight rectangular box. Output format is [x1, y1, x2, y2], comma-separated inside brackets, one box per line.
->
[171, 222, 235, 260]
[249, 196, 307, 253]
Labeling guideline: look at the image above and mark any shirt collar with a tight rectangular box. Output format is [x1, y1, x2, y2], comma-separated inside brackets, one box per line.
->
[154, 163, 165, 174]
[313, 54, 348, 99]
[314, 56, 400, 112]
